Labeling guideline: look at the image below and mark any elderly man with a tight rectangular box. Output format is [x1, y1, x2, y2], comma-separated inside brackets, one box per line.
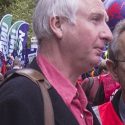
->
[93, 19, 125, 125]
[0, 0, 112, 125]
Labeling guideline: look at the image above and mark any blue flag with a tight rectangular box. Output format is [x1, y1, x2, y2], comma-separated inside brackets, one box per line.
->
[0, 14, 12, 59]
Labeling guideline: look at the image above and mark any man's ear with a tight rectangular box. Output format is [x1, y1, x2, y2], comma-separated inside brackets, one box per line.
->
[106, 59, 119, 81]
[49, 16, 63, 39]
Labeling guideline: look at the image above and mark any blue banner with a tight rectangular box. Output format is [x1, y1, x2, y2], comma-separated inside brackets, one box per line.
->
[8, 20, 24, 58]
[17, 22, 29, 60]
[0, 14, 13, 59]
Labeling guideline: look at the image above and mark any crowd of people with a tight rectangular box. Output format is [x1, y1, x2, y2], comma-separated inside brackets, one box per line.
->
[0, 55, 22, 80]
[0, 0, 125, 125]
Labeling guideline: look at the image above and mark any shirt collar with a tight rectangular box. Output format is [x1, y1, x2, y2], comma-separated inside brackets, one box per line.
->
[36, 54, 77, 104]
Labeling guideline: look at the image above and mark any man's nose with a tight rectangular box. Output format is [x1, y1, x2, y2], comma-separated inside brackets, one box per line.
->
[100, 23, 113, 42]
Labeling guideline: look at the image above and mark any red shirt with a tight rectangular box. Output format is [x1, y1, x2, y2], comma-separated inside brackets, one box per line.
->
[94, 102, 124, 125]
[37, 54, 93, 125]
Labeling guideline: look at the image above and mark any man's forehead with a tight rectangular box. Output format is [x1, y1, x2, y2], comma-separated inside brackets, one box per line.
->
[81, 0, 108, 19]
[82, 0, 103, 7]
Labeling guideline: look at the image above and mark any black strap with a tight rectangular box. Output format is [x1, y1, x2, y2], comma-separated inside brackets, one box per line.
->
[93, 83, 105, 106]
[87, 104, 101, 125]
[83, 77, 94, 97]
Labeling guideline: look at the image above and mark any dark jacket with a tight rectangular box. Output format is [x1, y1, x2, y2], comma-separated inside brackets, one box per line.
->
[0, 58, 100, 125]
[111, 89, 122, 121]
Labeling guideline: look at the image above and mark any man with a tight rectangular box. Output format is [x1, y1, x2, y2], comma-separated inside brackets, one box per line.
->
[93, 19, 125, 125]
[0, 51, 6, 75]
[0, 0, 112, 125]
[82, 59, 120, 106]
[0, 73, 4, 83]
[4, 58, 22, 78]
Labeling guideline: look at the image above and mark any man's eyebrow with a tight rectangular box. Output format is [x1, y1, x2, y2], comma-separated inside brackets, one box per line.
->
[90, 12, 109, 22]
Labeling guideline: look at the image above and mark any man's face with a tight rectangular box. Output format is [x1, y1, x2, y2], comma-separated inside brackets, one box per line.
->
[61, 0, 113, 72]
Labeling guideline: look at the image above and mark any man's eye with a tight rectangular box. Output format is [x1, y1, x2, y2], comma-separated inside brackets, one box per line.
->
[92, 17, 100, 21]
[91, 16, 102, 24]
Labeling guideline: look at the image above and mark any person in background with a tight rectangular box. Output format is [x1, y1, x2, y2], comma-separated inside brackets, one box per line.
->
[0, 0, 112, 125]
[0, 51, 6, 75]
[0, 57, 4, 84]
[4, 58, 22, 78]
[0, 52, 4, 84]
[0, 59, 2, 76]
[82, 59, 120, 106]
[0, 73, 4, 84]
[12, 58, 22, 70]
[93, 19, 125, 125]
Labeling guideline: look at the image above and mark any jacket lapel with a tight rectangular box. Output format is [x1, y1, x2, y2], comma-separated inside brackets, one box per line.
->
[49, 87, 79, 125]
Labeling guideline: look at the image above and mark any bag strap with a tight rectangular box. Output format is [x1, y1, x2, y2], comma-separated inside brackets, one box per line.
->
[10, 68, 55, 125]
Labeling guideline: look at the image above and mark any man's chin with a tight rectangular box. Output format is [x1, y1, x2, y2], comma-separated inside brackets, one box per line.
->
[91, 57, 101, 66]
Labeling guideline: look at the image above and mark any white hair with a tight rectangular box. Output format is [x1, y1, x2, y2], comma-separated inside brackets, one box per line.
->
[33, 0, 78, 43]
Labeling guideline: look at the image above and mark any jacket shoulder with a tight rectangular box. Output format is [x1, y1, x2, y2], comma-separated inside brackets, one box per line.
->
[0, 75, 44, 125]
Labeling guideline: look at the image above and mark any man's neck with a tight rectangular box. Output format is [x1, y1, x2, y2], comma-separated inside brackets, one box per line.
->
[40, 45, 79, 85]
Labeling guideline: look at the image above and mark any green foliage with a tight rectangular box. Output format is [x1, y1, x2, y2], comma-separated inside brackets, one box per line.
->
[0, 0, 13, 6]
[0, 0, 35, 47]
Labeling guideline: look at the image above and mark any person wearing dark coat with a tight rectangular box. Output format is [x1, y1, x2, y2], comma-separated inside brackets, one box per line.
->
[4, 58, 22, 78]
[93, 19, 125, 125]
[0, 0, 112, 125]
[0, 58, 100, 125]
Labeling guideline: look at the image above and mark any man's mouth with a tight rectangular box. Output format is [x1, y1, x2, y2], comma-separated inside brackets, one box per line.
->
[96, 48, 103, 56]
